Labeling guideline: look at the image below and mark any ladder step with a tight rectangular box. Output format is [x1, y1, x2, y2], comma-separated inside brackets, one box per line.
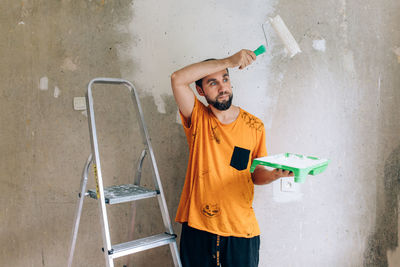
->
[87, 184, 158, 204]
[110, 233, 177, 259]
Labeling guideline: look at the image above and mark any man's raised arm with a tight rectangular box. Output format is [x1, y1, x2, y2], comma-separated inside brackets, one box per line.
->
[170, 49, 256, 120]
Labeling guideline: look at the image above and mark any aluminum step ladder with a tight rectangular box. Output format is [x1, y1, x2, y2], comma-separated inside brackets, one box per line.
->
[68, 78, 182, 267]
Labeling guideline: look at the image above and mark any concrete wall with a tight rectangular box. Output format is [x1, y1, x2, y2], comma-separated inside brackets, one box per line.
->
[1, 0, 399, 266]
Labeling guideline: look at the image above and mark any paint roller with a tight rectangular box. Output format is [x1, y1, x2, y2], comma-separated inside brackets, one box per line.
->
[253, 14, 301, 58]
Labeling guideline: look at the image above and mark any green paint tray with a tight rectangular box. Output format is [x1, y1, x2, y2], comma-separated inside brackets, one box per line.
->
[250, 153, 330, 183]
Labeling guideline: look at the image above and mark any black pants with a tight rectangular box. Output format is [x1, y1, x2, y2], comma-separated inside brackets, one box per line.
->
[180, 223, 260, 267]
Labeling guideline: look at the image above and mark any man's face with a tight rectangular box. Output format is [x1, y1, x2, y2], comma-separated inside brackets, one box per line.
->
[199, 69, 233, 111]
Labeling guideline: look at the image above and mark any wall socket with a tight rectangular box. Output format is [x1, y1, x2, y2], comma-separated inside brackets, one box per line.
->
[73, 97, 86, 110]
[281, 177, 296, 192]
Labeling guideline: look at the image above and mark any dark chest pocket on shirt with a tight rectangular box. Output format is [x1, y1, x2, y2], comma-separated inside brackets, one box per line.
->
[230, 146, 250, 171]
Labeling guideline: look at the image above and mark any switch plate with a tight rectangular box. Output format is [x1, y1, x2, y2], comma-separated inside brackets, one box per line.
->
[73, 97, 86, 110]
[281, 177, 295, 192]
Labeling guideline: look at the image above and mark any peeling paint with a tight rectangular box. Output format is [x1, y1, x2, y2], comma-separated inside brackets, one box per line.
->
[393, 47, 400, 63]
[53, 86, 60, 98]
[39, 76, 48, 90]
[312, 39, 326, 52]
[153, 94, 166, 114]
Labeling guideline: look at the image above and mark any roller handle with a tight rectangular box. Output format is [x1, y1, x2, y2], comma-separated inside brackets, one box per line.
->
[253, 45, 266, 56]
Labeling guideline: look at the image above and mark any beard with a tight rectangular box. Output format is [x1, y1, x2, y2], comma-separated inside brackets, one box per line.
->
[205, 92, 233, 111]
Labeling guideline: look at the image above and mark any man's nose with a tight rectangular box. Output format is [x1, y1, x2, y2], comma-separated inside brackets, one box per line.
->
[219, 82, 230, 93]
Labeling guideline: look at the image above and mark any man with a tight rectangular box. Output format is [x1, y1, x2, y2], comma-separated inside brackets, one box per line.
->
[170, 49, 293, 267]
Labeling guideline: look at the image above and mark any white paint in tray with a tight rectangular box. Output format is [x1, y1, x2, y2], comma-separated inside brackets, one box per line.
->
[257, 154, 327, 169]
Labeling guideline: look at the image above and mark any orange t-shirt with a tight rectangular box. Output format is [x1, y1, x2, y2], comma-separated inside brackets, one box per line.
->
[175, 98, 267, 237]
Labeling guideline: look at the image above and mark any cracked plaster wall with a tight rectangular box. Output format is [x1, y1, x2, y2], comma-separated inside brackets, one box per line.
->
[0, 0, 399, 266]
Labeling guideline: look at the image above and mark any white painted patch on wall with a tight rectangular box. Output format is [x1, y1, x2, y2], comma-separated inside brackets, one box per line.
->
[153, 94, 166, 114]
[54, 86, 60, 98]
[312, 39, 326, 52]
[117, 0, 277, 121]
[393, 47, 400, 63]
[18, 21, 25, 25]
[39, 76, 48, 90]
[176, 110, 182, 125]
[377, 74, 381, 108]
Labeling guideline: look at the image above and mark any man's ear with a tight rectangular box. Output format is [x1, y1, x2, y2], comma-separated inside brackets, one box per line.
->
[196, 85, 205, 96]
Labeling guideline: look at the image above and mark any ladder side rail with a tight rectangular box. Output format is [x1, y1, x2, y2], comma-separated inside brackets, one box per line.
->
[123, 81, 182, 267]
[124, 80, 175, 235]
[87, 80, 114, 267]
[169, 242, 182, 267]
[125, 80, 181, 267]
[67, 154, 93, 267]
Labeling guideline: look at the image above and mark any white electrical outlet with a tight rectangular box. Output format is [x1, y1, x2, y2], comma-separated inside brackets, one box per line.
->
[281, 177, 295, 192]
[73, 97, 86, 110]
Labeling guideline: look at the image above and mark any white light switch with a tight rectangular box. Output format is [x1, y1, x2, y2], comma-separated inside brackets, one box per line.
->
[281, 177, 295, 192]
[73, 97, 86, 110]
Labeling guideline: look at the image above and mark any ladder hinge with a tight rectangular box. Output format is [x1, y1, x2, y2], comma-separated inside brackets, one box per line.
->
[101, 248, 114, 255]
[165, 232, 177, 238]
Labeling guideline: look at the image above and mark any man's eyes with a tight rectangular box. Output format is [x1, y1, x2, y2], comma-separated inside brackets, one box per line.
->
[209, 79, 228, 85]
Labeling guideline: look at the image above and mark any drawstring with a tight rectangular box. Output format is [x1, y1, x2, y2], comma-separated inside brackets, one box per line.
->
[216, 235, 220, 266]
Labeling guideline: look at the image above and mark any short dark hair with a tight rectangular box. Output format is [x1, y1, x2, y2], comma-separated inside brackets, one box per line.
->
[195, 59, 229, 89]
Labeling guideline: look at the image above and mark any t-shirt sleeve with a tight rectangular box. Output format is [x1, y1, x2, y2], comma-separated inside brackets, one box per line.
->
[179, 98, 203, 143]
[252, 123, 267, 159]
[179, 97, 201, 129]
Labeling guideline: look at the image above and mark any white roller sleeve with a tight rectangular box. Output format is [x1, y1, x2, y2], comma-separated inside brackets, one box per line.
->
[270, 15, 302, 58]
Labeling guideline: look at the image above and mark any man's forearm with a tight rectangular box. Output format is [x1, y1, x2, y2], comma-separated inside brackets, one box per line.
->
[251, 166, 278, 185]
[171, 58, 231, 87]
[251, 165, 294, 185]
[171, 49, 256, 88]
